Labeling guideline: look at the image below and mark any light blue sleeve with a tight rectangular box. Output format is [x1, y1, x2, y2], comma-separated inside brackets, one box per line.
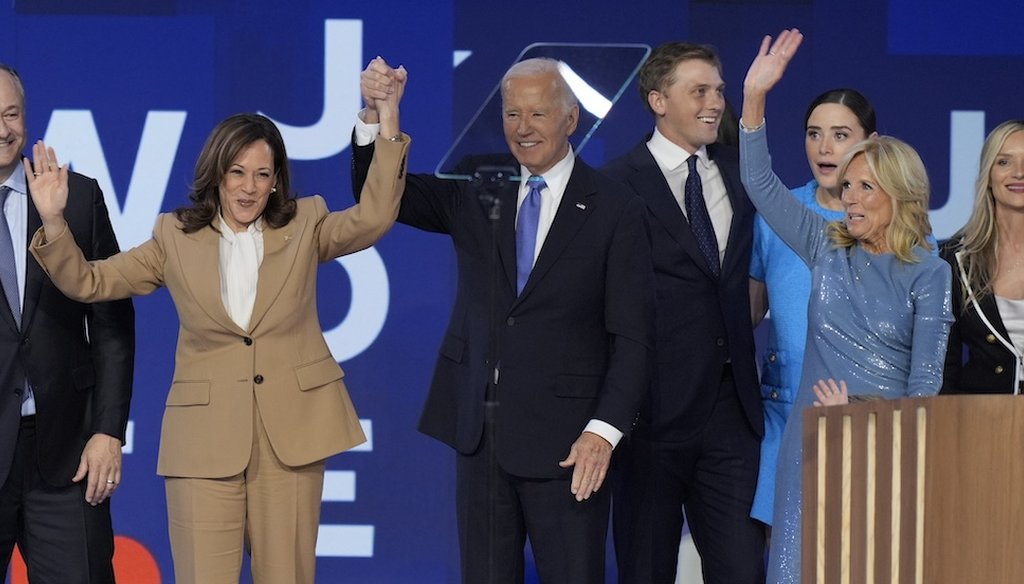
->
[906, 258, 955, 397]
[739, 125, 831, 267]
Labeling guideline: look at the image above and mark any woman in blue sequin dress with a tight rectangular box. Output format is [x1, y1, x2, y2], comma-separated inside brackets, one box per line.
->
[747, 89, 878, 527]
[738, 30, 953, 583]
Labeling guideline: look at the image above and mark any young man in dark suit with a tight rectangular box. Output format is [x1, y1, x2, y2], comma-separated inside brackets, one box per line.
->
[354, 57, 655, 583]
[603, 43, 766, 584]
[0, 64, 135, 583]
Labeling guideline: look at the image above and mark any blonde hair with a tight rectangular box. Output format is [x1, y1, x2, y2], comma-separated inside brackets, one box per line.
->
[826, 136, 933, 263]
[950, 120, 1024, 302]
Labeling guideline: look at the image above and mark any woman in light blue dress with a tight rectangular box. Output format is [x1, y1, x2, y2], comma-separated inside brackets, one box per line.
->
[748, 88, 877, 527]
[739, 30, 953, 583]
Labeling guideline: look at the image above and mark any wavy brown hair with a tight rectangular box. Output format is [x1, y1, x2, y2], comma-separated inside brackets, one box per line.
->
[638, 42, 722, 116]
[950, 120, 1024, 302]
[174, 113, 297, 233]
[826, 136, 933, 263]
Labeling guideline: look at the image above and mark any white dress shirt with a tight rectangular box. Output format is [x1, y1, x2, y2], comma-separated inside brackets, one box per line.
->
[514, 149, 574, 268]
[218, 216, 264, 331]
[646, 127, 733, 263]
[1, 166, 32, 416]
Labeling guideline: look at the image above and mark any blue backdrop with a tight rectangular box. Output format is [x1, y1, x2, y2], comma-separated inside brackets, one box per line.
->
[2, 0, 1022, 582]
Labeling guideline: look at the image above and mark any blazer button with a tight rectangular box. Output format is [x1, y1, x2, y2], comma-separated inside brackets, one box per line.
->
[987, 334, 997, 344]
[506, 317, 515, 326]
[254, 374, 265, 384]
[770, 390, 779, 400]
[715, 338, 725, 347]
[243, 337, 253, 346]
[995, 365, 1005, 374]
[768, 353, 777, 363]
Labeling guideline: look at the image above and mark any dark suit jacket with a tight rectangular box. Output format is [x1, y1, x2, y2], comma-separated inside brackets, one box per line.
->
[0, 171, 134, 488]
[603, 139, 762, 441]
[354, 143, 655, 479]
[940, 239, 1020, 394]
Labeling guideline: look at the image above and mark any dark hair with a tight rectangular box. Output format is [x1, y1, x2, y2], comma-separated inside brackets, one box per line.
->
[803, 88, 876, 135]
[0, 63, 26, 104]
[174, 113, 296, 233]
[638, 42, 722, 115]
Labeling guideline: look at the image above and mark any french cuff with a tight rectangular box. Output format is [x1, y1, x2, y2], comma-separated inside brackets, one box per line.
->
[584, 419, 623, 449]
[740, 118, 766, 133]
[354, 113, 380, 146]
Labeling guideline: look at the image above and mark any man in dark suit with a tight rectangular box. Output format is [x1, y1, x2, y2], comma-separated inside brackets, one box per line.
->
[0, 64, 134, 583]
[603, 43, 765, 583]
[354, 57, 654, 583]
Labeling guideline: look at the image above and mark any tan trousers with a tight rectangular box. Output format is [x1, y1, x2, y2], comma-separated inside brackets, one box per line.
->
[165, 406, 326, 584]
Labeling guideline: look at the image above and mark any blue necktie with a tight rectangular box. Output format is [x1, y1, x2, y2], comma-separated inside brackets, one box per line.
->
[0, 186, 20, 328]
[684, 155, 720, 277]
[515, 175, 545, 294]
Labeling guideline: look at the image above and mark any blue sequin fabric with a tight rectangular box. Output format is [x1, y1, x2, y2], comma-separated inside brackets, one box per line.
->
[740, 125, 953, 584]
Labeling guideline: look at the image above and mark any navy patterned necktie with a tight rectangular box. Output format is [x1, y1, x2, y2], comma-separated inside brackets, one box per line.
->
[0, 186, 20, 328]
[515, 175, 546, 294]
[684, 155, 720, 277]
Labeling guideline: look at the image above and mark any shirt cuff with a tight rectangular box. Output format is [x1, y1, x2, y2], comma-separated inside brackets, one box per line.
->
[740, 118, 766, 133]
[583, 419, 623, 449]
[354, 112, 380, 146]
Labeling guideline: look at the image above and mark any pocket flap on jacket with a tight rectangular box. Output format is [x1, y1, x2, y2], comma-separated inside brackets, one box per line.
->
[295, 356, 344, 391]
[439, 333, 466, 364]
[166, 381, 210, 406]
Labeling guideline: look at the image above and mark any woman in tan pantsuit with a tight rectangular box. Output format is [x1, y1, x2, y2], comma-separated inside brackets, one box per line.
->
[21, 63, 409, 584]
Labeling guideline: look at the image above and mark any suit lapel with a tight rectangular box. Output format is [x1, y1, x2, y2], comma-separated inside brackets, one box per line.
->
[19, 188, 44, 333]
[978, 293, 1012, 340]
[494, 181, 519, 297]
[516, 160, 595, 301]
[709, 144, 749, 277]
[175, 225, 243, 334]
[626, 142, 717, 280]
[248, 219, 303, 332]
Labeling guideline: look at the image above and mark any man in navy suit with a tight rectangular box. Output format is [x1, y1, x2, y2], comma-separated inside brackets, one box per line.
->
[354, 57, 654, 583]
[603, 43, 765, 583]
[0, 64, 135, 583]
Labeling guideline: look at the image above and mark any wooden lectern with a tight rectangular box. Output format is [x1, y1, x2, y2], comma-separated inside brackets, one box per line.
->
[802, 395, 1024, 584]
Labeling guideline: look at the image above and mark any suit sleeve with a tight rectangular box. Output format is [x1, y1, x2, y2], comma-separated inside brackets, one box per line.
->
[81, 179, 136, 441]
[317, 134, 409, 261]
[30, 212, 168, 302]
[351, 134, 460, 234]
[592, 194, 655, 433]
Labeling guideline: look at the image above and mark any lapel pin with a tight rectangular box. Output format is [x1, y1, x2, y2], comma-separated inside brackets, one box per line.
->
[575, 202, 587, 210]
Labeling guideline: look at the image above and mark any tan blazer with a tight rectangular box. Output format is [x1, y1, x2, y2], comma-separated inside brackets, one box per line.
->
[31, 136, 409, 478]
